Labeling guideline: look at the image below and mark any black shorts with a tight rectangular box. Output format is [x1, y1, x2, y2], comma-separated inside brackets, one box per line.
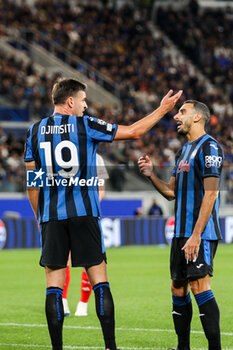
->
[40, 216, 106, 268]
[170, 237, 218, 281]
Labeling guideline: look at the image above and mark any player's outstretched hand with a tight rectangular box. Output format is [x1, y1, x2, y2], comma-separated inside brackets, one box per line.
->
[160, 89, 183, 112]
[138, 155, 153, 178]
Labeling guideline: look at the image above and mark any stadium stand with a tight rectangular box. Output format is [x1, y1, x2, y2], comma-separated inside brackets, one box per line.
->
[0, 50, 55, 116]
[156, 3, 233, 95]
[0, 126, 25, 192]
[0, 0, 232, 204]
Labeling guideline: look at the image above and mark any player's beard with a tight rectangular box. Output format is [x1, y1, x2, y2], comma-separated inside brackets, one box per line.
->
[177, 128, 188, 135]
[177, 121, 191, 135]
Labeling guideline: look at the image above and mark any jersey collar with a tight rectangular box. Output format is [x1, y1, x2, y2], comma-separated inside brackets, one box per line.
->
[51, 113, 70, 117]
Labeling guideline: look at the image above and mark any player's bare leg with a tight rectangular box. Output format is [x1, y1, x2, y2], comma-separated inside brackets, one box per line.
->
[86, 261, 117, 350]
[191, 275, 221, 350]
[171, 280, 192, 350]
[86, 260, 108, 285]
[45, 267, 66, 350]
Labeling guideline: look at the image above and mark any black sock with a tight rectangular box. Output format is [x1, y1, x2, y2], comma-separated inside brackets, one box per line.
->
[93, 282, 116, 350]
[45, 287, 64, 350]
[195, 290, 221, 350]
[172, 293, 192, 350]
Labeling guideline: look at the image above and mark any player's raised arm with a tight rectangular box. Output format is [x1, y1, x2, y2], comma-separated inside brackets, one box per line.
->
[114, 89, 182, 140]
[138, 155, 176, 200]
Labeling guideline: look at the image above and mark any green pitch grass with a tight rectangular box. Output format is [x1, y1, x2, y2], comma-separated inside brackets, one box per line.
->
[0, 245, 232, 350]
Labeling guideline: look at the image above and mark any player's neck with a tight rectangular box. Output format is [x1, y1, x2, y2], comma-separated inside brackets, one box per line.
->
[53, 105, 72, 116]
[187, 129, 206, 143]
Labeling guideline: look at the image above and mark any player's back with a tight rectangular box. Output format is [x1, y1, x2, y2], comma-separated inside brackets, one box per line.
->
[25, 113, 118, 223]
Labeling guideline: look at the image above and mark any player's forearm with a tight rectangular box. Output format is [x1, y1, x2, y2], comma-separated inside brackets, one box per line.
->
[130, 105, 169, 138]
[115, 105, 168, 140]
[27, 188, 39, 221]
[192, 191, 218, 238]
[149, 173, 175, 201]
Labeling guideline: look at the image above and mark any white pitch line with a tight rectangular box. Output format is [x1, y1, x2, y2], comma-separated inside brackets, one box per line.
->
[0, 345, 154, 350]
[0, 345, 165, 350]
[3, 345, 228, 350]
[0, 345, 166, 350]
[1, 345, 233, 350]
[0, 322, 233, 337]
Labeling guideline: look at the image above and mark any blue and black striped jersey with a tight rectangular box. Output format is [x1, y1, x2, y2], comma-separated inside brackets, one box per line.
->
[24, 113, 118, 223]
[172, 134, 224, 240]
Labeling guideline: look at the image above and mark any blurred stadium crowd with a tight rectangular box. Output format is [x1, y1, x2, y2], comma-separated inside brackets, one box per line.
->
[0, 0, 232, 202]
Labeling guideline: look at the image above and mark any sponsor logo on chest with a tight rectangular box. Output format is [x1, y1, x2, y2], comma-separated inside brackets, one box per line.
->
[177, 160, 190, 173]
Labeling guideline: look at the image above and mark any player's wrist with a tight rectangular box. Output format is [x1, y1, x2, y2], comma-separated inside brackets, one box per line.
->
[192, 231, 202, 239]
[158, 104, 169, 114]
[148, 172, 155, 180]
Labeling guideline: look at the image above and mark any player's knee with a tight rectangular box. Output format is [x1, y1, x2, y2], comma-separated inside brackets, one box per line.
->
[171, 280, 188, 296]
[190, 280, 199, 295]
[190, 281, 208, 295]
[190, 276, 211, 295]
[171, 284, 177, 295]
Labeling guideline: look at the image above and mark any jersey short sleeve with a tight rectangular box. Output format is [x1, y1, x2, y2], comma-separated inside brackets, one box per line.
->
[24, 124, 35, 162]
[96, 154, 109, 179]
[200, 140, 224, 178]
[84, 115, 118, 142]
[172, 149, 182, 177]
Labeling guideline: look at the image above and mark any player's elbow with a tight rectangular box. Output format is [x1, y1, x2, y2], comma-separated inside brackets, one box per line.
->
[205, 190, 218, 202]
[166, 194, 175, 201]
[128, 127, 141, 139]
[164, 190, 175, 201]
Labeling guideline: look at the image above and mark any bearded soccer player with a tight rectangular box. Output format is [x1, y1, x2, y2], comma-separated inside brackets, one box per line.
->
[24, 78, 182, 350]
[138, 100, 223, 350]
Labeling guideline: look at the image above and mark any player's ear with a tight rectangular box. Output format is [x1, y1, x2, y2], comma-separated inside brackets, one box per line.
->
[194, 112, 202, 123]
[67, 96, 74, 108]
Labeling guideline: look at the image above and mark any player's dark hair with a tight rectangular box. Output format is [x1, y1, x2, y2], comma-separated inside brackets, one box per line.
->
[52, 78, 86, 105]
[184, 100, 210, 126]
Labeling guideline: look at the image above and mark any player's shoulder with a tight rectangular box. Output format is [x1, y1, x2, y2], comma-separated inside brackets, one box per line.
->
[83, 114, 90, 120]
[30, 117, 50, 128]
[84, 114, 107, 125]
[82, 114, 98, 125]
[27, 120, 38, 135]
[202, 134, 223, 153]
[204, 134, 219, 145]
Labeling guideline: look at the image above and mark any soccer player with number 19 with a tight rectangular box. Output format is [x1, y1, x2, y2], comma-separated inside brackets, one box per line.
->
[24, 78, 182, 350]
[138, 100, 223, 350]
